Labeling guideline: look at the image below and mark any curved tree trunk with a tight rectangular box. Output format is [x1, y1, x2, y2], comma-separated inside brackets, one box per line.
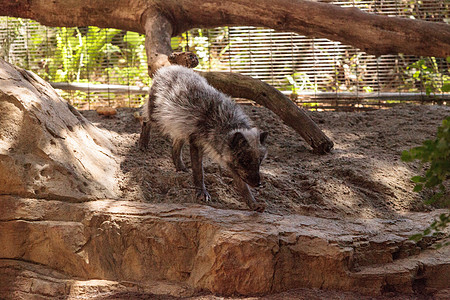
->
[2, 0, 449, 153]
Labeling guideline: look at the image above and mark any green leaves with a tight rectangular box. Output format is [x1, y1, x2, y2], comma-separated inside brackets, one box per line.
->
[402, 116, 450, 202]
[411, 176, 425, 183]
[409, 213, 450, 248]
[413, 184, 423, 192]
[442, 83, 450, 93]
[402, 117, 450, 246]
[405, 57, 450, 96]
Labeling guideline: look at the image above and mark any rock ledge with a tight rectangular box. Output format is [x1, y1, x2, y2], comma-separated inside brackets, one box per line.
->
[1, 197, 448, 298]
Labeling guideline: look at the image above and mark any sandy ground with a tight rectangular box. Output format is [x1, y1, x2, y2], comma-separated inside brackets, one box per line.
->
[80, 104, 450, 220]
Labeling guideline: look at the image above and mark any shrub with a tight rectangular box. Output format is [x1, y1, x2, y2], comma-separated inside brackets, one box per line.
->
[401, 116, 450, 246]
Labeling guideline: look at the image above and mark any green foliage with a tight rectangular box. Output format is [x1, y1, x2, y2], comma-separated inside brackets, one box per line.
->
[403, 57, 450, 97]
[1, 19, 150, 85]
[177, 28, 231, 71]
[401, 116, 450, 246]
[50, 27, 123, 82]
[409, 213, 450, 248]
[401, 116, 450, 203]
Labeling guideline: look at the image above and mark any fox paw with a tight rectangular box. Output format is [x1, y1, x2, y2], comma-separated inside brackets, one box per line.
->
[195, 189, 211, 202]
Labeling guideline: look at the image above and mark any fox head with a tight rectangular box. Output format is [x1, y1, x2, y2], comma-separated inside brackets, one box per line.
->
[228, 128, 268, 187]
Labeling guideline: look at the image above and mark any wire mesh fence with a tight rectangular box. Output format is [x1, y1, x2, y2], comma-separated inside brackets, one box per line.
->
[0, 22, 151, 109]
[0, 0, 449, 111]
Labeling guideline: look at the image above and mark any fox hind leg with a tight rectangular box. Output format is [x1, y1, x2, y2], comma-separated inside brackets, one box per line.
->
[139, 121, 151, 150]
[139, 91, 156, 150]
[172, 139, 187, 172]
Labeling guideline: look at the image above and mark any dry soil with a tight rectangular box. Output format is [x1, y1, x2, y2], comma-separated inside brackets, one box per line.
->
[80, 104, 450, 220]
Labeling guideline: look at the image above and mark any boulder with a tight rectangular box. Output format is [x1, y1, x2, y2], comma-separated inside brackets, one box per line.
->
[0, 59, 119, 200]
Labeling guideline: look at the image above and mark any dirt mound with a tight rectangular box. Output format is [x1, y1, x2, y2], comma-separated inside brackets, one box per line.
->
[80, 104, 449, 219]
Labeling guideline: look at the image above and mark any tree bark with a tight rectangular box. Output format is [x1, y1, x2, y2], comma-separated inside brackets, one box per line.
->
[142, 10, 173, 76]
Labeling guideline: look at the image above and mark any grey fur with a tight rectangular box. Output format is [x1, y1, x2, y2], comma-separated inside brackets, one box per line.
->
[139, 65, 268, 212]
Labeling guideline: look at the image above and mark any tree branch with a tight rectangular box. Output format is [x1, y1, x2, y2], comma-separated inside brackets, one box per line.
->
[1, 0, 449, 58]
[170, 1, 450, 58]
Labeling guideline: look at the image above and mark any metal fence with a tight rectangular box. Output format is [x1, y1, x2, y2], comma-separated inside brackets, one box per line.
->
[1, 0, 449, 110]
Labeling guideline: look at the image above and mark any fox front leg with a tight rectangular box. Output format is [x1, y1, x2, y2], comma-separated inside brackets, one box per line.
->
[189, 140, 211, 202]
[232, 172, 265, 212]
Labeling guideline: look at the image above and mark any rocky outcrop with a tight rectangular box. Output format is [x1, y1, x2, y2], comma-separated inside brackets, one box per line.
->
[1, 197, 449, 298]
[0, 59, 119, 200]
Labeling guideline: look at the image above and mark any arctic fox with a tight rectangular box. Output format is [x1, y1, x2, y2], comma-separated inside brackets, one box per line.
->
[139, 65, 268, 212]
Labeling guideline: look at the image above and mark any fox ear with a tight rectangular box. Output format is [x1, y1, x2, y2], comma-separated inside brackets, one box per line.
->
[230, 131, 248, 149]
[260, 131, 268, 145]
